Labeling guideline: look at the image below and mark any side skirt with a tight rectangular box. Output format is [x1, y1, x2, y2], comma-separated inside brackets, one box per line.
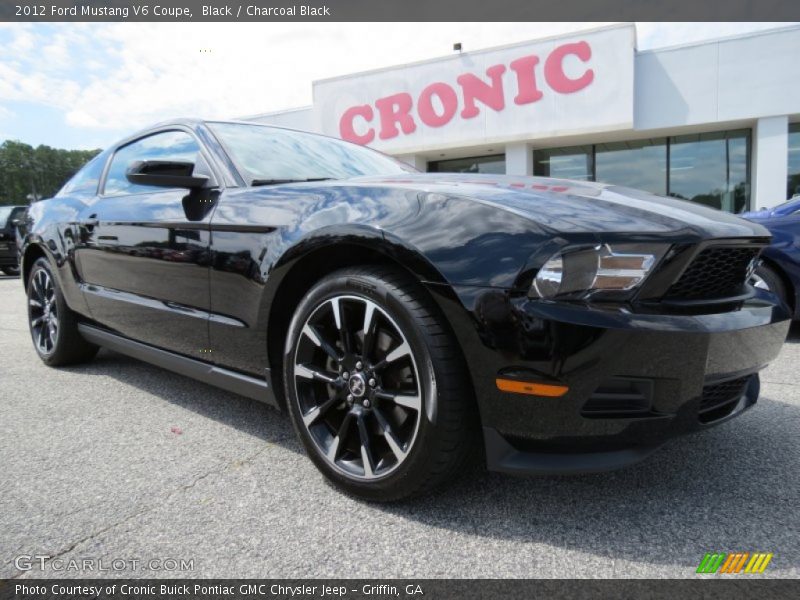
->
[78, 324, 278, 407]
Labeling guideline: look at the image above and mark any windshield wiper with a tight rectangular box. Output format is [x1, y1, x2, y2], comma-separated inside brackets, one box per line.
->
[250, 177, 334, 186]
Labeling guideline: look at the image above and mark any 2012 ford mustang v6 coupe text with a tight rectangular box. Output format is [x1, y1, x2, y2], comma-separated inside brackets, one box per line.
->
[19, 120, 791, 500]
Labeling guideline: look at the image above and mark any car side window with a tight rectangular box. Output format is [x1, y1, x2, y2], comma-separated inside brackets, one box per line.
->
[57, 154, 107, 197]
[103, 131, 202, 197]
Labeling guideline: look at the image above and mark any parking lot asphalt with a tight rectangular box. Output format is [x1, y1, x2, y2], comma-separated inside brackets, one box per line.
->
[1, 274, 798, 579]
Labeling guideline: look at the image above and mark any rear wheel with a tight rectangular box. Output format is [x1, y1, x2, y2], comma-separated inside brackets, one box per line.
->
[27, 258, 98, 366]
[2, 265, 19, 276]
[283, 266, 478, 501]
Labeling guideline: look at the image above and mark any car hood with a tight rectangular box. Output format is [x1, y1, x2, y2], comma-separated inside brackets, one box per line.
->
[345, 173, 768, 238]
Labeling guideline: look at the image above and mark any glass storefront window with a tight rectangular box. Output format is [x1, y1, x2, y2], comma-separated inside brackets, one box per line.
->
[532, 129, 751, 213]
[595, 139, 667, 195]
[533, 145, 592, 181]
[428, 154, 505, 174]
[668, 130, 750, 213]
[788, 123, 800, 199]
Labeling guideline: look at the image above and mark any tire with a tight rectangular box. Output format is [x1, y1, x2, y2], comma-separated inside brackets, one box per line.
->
[283, 266, 478, 501]
[752, 263, 789, 308]
[26, 257, 98, 366]
[2, 265, 19, 276]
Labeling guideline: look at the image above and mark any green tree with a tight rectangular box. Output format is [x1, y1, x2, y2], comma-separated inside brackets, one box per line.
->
[0, 140, 101, 205]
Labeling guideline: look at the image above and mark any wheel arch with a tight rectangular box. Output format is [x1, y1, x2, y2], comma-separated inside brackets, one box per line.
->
[21, 240, 91, 318]
[264, 232, 467, 409]
[21, 242, 49, 287]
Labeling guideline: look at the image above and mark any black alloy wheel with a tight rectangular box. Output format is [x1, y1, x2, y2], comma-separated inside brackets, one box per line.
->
[284, 266, 477, 501]
[26, 257, 98, 366]
[28, 265, 59, 356]
[293, 293, 422, 481]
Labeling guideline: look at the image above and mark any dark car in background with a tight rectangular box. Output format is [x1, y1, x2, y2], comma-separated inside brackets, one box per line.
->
[741, 197, 800, 320]
[17, 120, 791, 500]
[0, 205, 27, 276]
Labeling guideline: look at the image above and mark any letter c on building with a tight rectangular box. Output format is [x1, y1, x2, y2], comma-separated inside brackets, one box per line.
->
[339, 105, 375, 145]
[544, 41, 594, 94]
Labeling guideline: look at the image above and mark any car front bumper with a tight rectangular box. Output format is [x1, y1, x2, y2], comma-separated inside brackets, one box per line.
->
[428, 284, 791, 475]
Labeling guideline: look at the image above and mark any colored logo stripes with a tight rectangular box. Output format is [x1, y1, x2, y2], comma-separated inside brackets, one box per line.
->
[696, 552, 773, 574]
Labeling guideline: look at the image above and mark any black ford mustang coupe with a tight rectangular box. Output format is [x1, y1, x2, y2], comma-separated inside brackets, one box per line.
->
[19, 120, 791, 500]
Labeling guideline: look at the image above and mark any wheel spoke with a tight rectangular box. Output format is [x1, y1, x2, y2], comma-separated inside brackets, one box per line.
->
[361, 300, 377, 360]
[31, 316, 44, 327]
[302, 395, 341, 427]
[329, 297, 351, 353]
[32, 273, 43, 299]
[376, 391, 421, 412]
[329, 297, 342, 330]
[294, 364, 339, 384]
[38, 324, 48, 350]
[384, 341, 411, 364]
[356, 415, 375, 478]
[326, 435, 341, 462]
[29, 298, 42, 309]
[302, 324, 341, 362]
[326, 412, 353, 462]
[373, 408, 407, 461]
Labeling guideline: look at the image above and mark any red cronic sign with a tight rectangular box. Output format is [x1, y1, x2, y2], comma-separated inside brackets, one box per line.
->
[339, 41, 595, 145]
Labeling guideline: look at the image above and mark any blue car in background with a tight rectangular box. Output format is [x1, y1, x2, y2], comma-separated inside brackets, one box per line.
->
[742, 197, 800, 320]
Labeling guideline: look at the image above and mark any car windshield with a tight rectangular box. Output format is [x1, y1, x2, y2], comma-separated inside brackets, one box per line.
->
[208, 122, 413, 184]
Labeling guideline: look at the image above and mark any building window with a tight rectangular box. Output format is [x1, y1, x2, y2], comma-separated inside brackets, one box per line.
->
[595, 139, 667, 195]
[534, 145, 592, 181]
[533, 129, 751, 213]
[428, 154, 505, 174]
[668, 130, 750, 213]
[789, 123, 800, 199]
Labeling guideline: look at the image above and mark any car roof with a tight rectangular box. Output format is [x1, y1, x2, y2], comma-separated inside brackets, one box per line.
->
[121, 118, 309, 142]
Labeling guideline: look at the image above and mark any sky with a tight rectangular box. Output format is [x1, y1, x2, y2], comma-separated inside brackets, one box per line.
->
[0, 22, 796, 150]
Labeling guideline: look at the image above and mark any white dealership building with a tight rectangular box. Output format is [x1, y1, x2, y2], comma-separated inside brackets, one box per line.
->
[250, 23, 800, 212]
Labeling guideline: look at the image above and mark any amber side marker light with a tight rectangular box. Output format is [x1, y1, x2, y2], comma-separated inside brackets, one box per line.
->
[495, 378, 569, 397]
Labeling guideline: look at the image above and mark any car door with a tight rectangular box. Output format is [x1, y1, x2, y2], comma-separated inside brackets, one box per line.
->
[75, 129, 219, 357]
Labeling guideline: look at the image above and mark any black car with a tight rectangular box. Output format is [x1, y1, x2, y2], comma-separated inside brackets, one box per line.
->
[0, 205, 27, 276]
[19, 120, 791, 500]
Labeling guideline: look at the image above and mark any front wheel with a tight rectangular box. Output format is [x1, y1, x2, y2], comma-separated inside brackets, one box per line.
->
[283, 266, 478, 501]
[26, 257, 98, 366]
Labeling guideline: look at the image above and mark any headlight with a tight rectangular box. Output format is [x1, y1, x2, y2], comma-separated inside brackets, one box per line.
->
[530, 244, 665, 299]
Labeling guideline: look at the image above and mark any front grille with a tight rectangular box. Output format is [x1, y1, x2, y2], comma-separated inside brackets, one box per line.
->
[665, 246, 760, 301]
[698, 376, 751, 423]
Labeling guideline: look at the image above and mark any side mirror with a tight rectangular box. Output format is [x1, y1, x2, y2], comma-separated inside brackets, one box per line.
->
[125, 160, 210, 190]
[10, 218, 23, 227]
